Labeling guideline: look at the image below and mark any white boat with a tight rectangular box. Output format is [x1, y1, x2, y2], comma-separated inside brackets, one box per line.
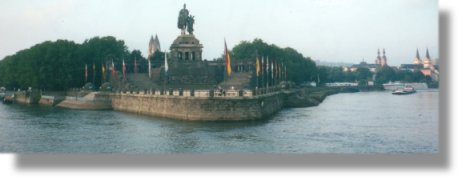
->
[383, 82, 428, 91]
[392, 86, 416, 95]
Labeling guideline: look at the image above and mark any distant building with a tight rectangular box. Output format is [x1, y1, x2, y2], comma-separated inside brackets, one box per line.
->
[412, 48, 422, 65]
[399, 48, 439, 81]
[375, 48, 388, 67]
[399, 64, 423, 72]
[148, 34, 161, 58]
[422, 48, 433, 69]
[346, 60, 380, 73]
[344, 49, 387, 72]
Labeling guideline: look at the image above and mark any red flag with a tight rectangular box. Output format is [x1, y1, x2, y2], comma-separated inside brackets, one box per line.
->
[134, 58, 138, 74]
[84, 64, 88, 83]
[111, 61, 115, 78]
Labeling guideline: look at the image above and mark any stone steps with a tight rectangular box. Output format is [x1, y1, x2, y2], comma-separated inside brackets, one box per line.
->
[219, 72, 252, 89]
[126, 73, 161, 89]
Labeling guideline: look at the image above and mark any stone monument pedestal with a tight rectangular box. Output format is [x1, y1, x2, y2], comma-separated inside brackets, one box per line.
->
[169, 34, 203, 62]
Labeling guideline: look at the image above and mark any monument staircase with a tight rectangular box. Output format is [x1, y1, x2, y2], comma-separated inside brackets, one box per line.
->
[218, 72, 253, 90]
[125, 73, 161, 90]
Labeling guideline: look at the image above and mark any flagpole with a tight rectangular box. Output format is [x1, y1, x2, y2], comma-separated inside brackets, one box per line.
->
[164, 51, 168, 94]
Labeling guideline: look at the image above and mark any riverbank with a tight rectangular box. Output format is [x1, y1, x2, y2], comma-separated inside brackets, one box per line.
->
[284, 85, 388, 108]
[3, 86, 377, 121]
[284, 87, 340, 108]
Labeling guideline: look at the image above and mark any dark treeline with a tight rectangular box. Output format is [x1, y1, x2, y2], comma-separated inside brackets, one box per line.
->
[230, 38, 318, 85]
[317, 65, 430, 86]
[0, 36, 149, 90]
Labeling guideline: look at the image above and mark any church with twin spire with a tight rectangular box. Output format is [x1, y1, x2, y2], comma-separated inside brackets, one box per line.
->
[148, 34, 161, 58]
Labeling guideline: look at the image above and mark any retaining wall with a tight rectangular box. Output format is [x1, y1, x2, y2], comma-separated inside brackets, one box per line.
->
[110, 92, 285, 121]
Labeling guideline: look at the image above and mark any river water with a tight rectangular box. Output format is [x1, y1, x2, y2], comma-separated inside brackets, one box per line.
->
[0, 90, 438, 154]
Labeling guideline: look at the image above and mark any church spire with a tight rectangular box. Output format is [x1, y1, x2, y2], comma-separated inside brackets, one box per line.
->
[425, 48, 431, 59]
[155, 34, 161, 52]
[416, 48, 420, 59]
[381, 48, 387, 67]
[375, 49, 382, 65]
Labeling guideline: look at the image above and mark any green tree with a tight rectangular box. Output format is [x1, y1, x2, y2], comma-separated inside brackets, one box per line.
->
[0, 36, 136, 90]
[230, 39, 318, 85]
[356, 67, 372, 81]
[375, 66, 397, 85]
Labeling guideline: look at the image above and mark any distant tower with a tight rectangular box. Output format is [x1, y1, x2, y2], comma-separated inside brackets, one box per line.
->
[154, 34, 161, 52]
[148, 34, 162, 58]
[413, 49, 422, 64]
[375, 49, 382, 65]
[423, 48, 432, 68]
[381, 48, 387, 67]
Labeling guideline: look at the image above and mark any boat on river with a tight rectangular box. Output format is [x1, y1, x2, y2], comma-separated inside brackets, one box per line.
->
[392, 86, 416, 95]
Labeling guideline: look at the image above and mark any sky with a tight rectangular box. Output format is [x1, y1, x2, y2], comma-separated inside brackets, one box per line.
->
[0, 0, 438, 65]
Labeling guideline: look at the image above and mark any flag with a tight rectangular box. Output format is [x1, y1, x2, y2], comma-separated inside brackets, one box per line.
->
[122, 59, 126, 81]
[101, 63, 106, 83]
[148, 58, 151, 78]
[134, 57, 138, 74]
[280, 63, 283, 80]
[256, 56, 260, 77]
[261, 56, 264, 87]
[148, 45, 152, 59]
[266, 56, 269, 74]
[164, 52, 169, 73]
[92, 63, 96, 84]
[225, 40, 232, 76]
[285, 65, 287, 81]
[84, 64, 88, 83]
[266, 56, 269, 88]
[111, 61, 115, 78]
[271, 60, 274, 81]
[276, 62, 279, 84]
[275, 62, 278, 81]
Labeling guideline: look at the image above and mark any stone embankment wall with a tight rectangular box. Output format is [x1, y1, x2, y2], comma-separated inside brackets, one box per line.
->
[14, 91, 41, 104]
[56, 92, 112, 110]
[110, 91, 285, 121]
[38, 95, 65, 106]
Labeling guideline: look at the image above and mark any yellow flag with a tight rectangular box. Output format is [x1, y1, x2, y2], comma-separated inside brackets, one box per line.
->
[225, 40, 232, 76]
[256, 56, 260, 76]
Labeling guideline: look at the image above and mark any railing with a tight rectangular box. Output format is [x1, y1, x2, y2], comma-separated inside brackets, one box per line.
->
[114, 87, 282, 98]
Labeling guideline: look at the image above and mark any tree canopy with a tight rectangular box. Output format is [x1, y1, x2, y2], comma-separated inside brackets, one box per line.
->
[0, 36, 144, 90]
[230, 38, 318, 84]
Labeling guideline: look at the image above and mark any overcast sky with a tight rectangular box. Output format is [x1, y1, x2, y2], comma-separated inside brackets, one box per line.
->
[0, 0, 438, 65]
